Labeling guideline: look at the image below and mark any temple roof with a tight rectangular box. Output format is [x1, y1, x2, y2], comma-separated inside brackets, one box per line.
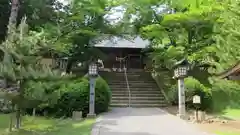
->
[218, 61, 240, 79]
[94, 36, 150, 49]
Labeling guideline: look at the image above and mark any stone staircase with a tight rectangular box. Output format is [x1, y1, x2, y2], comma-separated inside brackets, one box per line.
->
[100, 70, 167, 108]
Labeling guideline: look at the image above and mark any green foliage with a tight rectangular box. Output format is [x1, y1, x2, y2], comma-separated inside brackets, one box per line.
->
[167, 77, 212, 111]
[53, 78, 89, 117]
[184, 77, 212, 111]
[42, 0, 125, 72]
[211, 0, 240, 73]
[0, 0, 61, 42]
[210, 78, 240, 112]
[123, 0, 240, 115]
[0, 99, 12, 113]
[123, 0, 223, 83]
[23, 80, 65, 109]
[55, 76, 111, 117]
[151, 46, 185, 70]
[124, 0, 240, 114]
[0, 18, 62, 82]
[94, 76, 112, 113]
[0, 18, 66, 112]
[28, 77, 111, 117]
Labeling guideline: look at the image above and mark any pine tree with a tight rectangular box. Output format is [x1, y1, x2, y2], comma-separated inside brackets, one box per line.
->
[0, 17, 64, 129]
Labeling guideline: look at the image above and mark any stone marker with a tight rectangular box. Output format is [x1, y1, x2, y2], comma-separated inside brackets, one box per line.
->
[72, 111, 82, 120]
[199, 111, 206, 122]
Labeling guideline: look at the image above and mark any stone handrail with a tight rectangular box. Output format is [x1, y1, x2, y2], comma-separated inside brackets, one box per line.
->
[123, 65, 131, 107]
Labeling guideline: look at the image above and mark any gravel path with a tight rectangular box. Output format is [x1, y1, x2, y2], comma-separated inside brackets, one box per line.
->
[91, 108, 215, 135]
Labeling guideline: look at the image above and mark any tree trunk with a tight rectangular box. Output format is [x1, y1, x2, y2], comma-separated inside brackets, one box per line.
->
[9, 113, 13, 132]
[32, 108, 36, 117]
[66, 59, 74, 73]
[9, 103, 15, 132]
[8, 0, 20, 33]
[15, 105, 21, 129]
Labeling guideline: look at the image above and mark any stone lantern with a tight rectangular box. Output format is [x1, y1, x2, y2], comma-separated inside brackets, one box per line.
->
[87, 62, 98, 118]
[173, 59, 190, 119]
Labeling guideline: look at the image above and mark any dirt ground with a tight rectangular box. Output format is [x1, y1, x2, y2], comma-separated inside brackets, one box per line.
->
[196, 120, 240, 133]
[164, 106, 240, 134]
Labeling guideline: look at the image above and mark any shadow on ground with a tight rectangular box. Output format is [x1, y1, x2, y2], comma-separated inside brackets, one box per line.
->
[92, 108, 215, 135]
[93, 119, 159, 135]
[105, 107, 168, 118]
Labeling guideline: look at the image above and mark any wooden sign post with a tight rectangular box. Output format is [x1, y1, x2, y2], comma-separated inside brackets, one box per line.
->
[193, 95, 201, 122]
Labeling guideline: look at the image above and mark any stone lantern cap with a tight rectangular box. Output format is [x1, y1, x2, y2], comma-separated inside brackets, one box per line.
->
[173, 59, 190, 69]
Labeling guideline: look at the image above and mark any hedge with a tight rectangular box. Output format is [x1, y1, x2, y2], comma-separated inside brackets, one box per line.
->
[53, 76, 111, 117]
[24, 76, 111, 117]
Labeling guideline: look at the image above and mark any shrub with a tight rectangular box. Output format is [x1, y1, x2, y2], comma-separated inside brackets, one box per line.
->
[24, 80, 64, 108]
[53, 76, 111, 117]
[210, 78, 240, 112]
[94, 77, 111, 113]
[54, 78, 89, 117]
[23, 80, 67, 116]
[167, 77, 213, 111]
[23, 77, 111, 117]
[152, 71, 176, 104]
[0, 99, 12, 113]
[184, 77, 213, 111]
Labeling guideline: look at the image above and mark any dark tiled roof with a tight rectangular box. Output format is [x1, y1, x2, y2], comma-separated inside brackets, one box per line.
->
[0, 79, 19, 93]
[218, 61, 240, 79]
[94, 36, 150, 48]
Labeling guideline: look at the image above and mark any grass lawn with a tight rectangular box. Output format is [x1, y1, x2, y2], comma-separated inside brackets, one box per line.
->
[0, 113, 95, 135]
[220, 108, 240, 120]
[216, 131, 240, 135]
[215, 108, 240, 135]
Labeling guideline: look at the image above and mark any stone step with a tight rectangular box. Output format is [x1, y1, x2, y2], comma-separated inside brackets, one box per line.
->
[104, 74, 152, 77]
[109, 85, 158, 88]
[105, 78, 152, 80]
[101, 72, 149, 75]
[101, 71, 166, 108]
[112, 93, 163, 97]
[110, 103, 167, 108]
[112, 96, 165, 100]
[105, 78, 153, 82]
[100, 70, 151, 74]
[107, 80, 154, 83]
[111, 91, 161, 94]
[108, 81, 156, 84]
[110, 88, 159, 91]
[110, 80, 155, 82]
[103, 74, 152, 77]
[111, 92, 128, 95]
[112, 91, 161, 94]
[110, 84, 158, 86]
[108, 81, 156, 83]
[130, 103, 167, 107]
[101, 73, 152, 77]
[111, 99, 165, 104]
[110, 87, 160, 91]
[110, 103, 129, 107]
